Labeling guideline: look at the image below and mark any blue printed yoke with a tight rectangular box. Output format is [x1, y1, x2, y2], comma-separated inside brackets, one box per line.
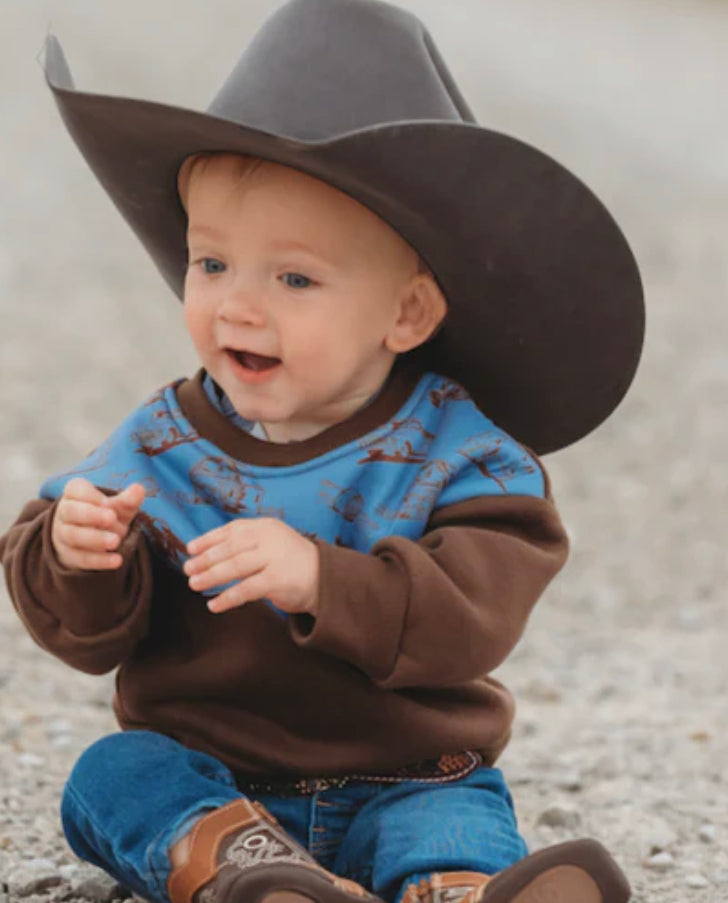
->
[41, 372, 545, 597]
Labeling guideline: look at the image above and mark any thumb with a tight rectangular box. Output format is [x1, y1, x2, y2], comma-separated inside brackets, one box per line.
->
[107, 483, 146, 529]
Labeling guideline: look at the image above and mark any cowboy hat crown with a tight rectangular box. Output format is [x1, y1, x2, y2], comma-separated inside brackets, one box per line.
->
[209, 0, 477, 137]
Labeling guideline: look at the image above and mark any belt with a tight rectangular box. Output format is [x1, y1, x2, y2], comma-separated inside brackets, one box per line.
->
[235, 751, 482, 797]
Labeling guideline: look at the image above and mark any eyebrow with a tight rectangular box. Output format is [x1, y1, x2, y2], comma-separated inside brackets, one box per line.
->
[268, 239, 338, 265]
[186, 229, 338, 266]
[187, 225, 226, 240]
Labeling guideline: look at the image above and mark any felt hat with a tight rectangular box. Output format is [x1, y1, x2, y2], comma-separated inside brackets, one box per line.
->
[44, 0, 644, 453]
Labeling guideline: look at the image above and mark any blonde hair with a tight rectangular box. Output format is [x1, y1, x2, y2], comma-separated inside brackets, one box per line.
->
[177, 152, 265, 210]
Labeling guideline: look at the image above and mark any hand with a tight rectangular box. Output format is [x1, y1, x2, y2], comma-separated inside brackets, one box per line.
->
[184, 517, 320, 616]
[51, 477, 146, 571]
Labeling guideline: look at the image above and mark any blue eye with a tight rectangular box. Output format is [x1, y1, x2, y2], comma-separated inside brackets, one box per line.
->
[200, 258, 226, 275]
[282, 272, 312, 289]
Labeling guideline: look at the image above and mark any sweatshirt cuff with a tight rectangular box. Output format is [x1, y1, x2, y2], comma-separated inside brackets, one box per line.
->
[35, 501, 147, 636]
[289, 539, 406, 680]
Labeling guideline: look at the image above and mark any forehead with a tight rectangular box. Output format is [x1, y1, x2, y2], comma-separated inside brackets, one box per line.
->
[183, 154, 416, 263]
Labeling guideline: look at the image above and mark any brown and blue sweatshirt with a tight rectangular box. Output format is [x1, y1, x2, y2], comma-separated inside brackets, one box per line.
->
[0, 364, 568, 781]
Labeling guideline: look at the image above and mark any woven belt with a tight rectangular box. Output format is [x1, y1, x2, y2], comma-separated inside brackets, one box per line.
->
[235, 751, 482, 796]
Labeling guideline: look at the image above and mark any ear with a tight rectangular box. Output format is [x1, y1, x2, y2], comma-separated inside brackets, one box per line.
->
[385, 274, 448, 354]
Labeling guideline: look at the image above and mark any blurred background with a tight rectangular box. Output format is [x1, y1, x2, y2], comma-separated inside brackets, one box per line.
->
[1, 1, 726, 900]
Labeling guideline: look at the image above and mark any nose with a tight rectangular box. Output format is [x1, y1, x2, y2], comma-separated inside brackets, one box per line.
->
[218, 280, 267, 327]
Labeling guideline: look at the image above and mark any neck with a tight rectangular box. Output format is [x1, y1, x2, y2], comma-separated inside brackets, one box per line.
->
[262, 384, 388, 444]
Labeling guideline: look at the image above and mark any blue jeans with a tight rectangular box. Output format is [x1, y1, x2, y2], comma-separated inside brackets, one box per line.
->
[61, 731, 528, 903]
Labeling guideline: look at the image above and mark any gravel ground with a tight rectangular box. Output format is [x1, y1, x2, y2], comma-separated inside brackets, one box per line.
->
[1, 2, 727, 902]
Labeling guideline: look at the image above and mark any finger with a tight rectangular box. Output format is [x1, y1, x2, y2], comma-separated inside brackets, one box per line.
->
[207, 572, 271, 614]
[60, 550, 124, 571]
[56, 523, 121, 552]
[57, 499, 117, 530]
[184, 536, 257, 576]
[188, 553, 265, 593]
[187, 521, 251, 555]
[187, 526, 228, 556]
[106, 486, 146, 533]
[107, 483, 146, 519]
[63, 477, 111, 506]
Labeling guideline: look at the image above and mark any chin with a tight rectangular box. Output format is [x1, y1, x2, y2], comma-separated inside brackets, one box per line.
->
[230, 398, 288, 425]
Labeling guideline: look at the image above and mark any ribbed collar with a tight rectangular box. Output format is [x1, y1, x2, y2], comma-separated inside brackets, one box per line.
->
[175, 360, 424, 467]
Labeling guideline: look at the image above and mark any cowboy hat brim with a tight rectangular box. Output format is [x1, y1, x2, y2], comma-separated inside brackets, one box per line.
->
[45, 36, 644, 454]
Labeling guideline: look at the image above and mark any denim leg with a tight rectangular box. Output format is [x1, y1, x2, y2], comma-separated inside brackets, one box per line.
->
[334, 768, 529, 903]
[291, 784, 381, 874]
[61, 730, 244, 903]
[253, 792, 321, 860]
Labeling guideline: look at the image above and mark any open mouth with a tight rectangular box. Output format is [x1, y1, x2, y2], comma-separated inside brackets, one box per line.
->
[228, 349, 281, 372]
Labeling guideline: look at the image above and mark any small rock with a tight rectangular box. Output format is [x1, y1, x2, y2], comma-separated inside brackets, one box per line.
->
[536, 805, 582, 830]
[7, 858, 63, 897]
[16, 752, 45, 768]
[65, 863, 131, 901]
[590, 753, 619, 780]
[641, 816, 678, 854]
[524, 679, 562, 703]
[643, 851, 674, 872]
[47, 718, 73, 735]
[684, 874, 710, 889]
[555, 771, 583, 792]
[698, 824, 716, 843]
[59, 864, 79, 882]
[509, 769, 536, 786]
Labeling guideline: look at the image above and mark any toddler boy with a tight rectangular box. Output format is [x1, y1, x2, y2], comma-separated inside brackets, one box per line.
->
[1, 2, 643, 902]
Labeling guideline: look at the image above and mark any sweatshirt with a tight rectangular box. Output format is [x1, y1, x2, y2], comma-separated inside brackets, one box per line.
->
[0, 362, 568, 779]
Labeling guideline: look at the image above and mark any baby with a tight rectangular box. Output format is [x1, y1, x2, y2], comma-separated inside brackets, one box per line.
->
[1, 2, 644, 903]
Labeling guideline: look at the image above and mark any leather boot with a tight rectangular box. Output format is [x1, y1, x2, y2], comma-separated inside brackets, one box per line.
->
[400, 839, 631, 903]
[167, 798, 384, 903]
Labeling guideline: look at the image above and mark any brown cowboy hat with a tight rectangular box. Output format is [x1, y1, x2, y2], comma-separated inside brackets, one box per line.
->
[44, 0, 644, 453]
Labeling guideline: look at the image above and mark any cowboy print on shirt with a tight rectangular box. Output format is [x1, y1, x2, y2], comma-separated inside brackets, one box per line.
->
[39, 371, 546, 599]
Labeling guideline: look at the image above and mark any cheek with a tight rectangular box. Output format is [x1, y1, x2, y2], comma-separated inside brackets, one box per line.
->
[182, 295, 213, 351]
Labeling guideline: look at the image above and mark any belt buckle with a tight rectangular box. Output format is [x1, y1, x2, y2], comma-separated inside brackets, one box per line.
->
[303, 776, 348, 794]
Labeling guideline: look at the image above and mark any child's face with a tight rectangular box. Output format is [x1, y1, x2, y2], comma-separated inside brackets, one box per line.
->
[182, 155, 422, 442]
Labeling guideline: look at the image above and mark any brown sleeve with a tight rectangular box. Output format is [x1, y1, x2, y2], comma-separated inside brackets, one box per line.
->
[289, 493, 568, 689]
[0, 498, 153, 674]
